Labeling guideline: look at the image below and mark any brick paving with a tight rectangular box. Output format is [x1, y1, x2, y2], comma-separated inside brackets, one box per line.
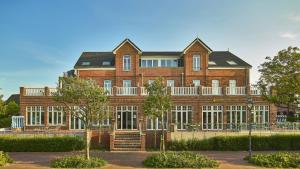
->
[4, 151, 261, 169]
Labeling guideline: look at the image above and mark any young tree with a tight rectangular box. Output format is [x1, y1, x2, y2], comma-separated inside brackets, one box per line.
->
[143, 77, 172, 152]
[258, 46, 300, 113]
[53, 77, 109, 160]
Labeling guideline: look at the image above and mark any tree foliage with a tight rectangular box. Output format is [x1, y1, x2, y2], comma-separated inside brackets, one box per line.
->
[143, 77, 172, 152]
[258, 46, 300, 112]
[53, 77, 110, 159]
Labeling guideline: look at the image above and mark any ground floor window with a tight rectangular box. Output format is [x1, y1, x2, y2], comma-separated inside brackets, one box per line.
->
[226, 105, 247, 129]
[202, 105, 223, 130]
[146, 114, 168, 130]
[171, 105, 192, 130]
[92, 106, 112, 127]
[48, 106, 66, 125]
[26, 106, 44, 125]
[70, 107, 85, 130]
[252, 105, 269, 124]
[116, 106, 137, 130]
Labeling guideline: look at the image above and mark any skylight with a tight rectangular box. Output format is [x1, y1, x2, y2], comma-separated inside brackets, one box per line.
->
[226, 60, 237, 65]
[81, 61, 90, 66]
[102, 61, 111, 66]
[208, 61, 216, 65]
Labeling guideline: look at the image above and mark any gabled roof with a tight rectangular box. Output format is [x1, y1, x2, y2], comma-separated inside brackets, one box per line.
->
[183, 38, 213, 54]
[112, 38, 142, 54]
[5, 94, 20, 105]
[208, 51, 252, 68]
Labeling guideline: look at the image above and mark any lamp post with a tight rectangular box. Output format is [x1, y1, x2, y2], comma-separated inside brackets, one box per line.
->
[247, 96, 254, 158]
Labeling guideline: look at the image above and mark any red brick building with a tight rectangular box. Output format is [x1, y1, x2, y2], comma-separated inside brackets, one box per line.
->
[19, 38, 276, 150]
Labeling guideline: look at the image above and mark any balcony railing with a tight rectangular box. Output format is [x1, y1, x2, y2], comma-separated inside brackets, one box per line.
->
[250, 86, 261, 95]
[141, 87, 148, 95]
[226, 87, 246, 95]
[103, 87, 113, 96]
[25, 88, 45, 96]
[171, 87, 198, 96]
[116, 87, 137, 96]
[202, 87, 222, 95]
[22, 85, 269, 97]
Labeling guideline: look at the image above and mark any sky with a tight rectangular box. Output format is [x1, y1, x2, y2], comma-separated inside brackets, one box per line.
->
[0, 0, 300, 99]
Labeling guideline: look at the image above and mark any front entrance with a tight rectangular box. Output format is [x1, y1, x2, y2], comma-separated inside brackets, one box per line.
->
[116, 106, 137, 130]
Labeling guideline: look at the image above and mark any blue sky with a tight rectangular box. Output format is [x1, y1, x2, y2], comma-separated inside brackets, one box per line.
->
[0, 0, 300, 99]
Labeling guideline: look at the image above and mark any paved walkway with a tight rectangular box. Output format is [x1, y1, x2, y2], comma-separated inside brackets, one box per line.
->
[4, 151, 261, 169]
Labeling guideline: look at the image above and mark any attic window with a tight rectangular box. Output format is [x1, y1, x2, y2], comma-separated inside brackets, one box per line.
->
[81, 61, 90, 66]
[102, 61, 111, 66]
[208, 61, 216, 65]
[226, 60, 237, 65]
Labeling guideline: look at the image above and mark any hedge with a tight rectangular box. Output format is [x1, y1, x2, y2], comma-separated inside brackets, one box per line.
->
[143, 152, 219, 168]
[0, 136, 84, 152]
[167, 135, 300, 151]
[246, 152, 300, 168]
[0, 151, 13, 166]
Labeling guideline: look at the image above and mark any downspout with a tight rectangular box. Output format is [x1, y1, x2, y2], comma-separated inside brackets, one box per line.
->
[181, 72, 184, 87]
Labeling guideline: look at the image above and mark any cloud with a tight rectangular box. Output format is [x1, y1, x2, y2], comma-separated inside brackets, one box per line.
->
[288, 14, 300, 22]
[280, 32, 298, 39]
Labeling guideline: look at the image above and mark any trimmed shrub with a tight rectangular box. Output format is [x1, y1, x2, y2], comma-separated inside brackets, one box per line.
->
[0, 136, 84, 152]
[50, 155, 106, 168]
[246, 152, 300, 168]
[167, 135, 300, 151]
[143, 152, 219, 168]
[0, 151, 13, 166]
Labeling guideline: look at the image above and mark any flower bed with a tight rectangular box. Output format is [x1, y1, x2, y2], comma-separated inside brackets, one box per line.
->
[51, 155, 106, 168]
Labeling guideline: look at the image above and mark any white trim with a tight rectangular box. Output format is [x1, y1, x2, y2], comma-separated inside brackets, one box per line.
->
[183, 39, 212, 54]
[75, 68, 116, 70]
[208, 67, 248, 69]
[113, 39, 142, 54]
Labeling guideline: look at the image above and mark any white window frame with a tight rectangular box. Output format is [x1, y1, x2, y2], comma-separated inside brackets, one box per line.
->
[226, 105, 247, 129]
[70, 107, 85, 130]
[202, 105, 223, 130]
[26, 106, 44, 126]
[123, 55, 131, 71]
[193, 80, 201, 87]
[193, 55, 200, 71]
[172, 105, 192, 130]
[48, 106, 65, 126]
[146, 115, 168, 130]
[167, 80, 175, 87]
[253, 105, 269, 124]
[92, 106, 112, 127]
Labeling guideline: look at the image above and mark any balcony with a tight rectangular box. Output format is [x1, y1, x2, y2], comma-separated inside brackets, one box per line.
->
[140, 87, 148, 96]
[250, 86, 261, 95]
[226, 87, 246, 95]
[25, 88, 45, 96]
[202, 87, 222, 95]
[116, 87, 137, 96]
[171, 87, 198, 96]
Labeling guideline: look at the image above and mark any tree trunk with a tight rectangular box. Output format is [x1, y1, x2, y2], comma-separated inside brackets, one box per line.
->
[154, 127, 157, 149]
[98, 123, 102, 146]
[85, 128, 91, 160]
[160, 113, 165, 153]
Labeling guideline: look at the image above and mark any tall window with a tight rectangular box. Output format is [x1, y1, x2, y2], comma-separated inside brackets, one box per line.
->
[104, 80, 112, 95]
[226, 105, 247, 129]
[202, 105, 223, 130]
[48, 106, 66, 125]
[252, 105, 269, 124]
[193, 80, 201, 87]
[92, 106, 112, 127]
[193, 55, 200, 71]
[146, 114, 168, 130]
[171, 105, 192, 130]
[167, 80, 175, 87]
[123, 55, 131, 71]
[26, 106, 44, 125]
[70, 107, 85, 130]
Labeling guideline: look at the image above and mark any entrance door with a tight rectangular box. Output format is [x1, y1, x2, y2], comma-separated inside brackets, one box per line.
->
[116, 106, 137, 130]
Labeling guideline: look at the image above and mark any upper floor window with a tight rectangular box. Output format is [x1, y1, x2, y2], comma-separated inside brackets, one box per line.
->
[208, 61, 216, 65]
[123, 55, 131, 71]
[193, 80, 201, 87]
[193, 55, 200, 71]
[161, 59, 178, 67]
[81, 61, 90, 66]
[104, 80, 112, 88]
[140, 59, 177, 68]
[167, 80, 175, 87]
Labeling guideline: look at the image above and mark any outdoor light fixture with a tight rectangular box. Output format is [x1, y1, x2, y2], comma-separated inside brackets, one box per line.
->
[247, 96, 254, 158]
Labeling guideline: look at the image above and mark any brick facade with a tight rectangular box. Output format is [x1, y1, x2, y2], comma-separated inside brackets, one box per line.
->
[19, 38, 276, 149]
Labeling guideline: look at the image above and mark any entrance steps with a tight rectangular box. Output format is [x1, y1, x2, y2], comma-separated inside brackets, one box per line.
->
[111, 131, 145, 151]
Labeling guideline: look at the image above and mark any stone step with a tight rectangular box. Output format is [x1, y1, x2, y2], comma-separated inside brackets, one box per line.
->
[112, 148, 142, 151]
[114, 140, 141, 143]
